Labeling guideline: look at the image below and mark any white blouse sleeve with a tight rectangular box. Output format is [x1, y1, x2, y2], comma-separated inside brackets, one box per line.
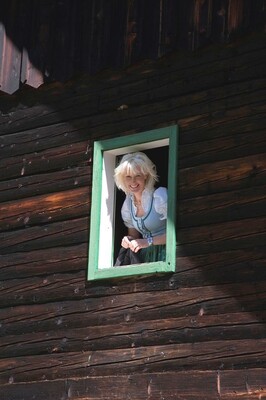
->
[154, 187, 168, 220]
[121, 196, 135, 228]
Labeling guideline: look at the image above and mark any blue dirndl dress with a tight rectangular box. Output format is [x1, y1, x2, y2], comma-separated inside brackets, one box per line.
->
[121, 187, 167, 263]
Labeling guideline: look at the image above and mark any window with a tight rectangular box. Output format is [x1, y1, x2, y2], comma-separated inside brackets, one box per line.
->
[87, 125, 178, 281]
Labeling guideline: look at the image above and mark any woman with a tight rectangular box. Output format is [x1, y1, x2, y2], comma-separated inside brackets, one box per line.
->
[114, 151, 167, 265]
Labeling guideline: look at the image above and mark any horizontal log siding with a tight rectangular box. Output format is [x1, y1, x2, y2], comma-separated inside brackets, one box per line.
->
[0, 35, 265, 399]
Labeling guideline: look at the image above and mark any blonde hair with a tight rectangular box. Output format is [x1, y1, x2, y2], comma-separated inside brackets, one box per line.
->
[114, 152, 158, 194]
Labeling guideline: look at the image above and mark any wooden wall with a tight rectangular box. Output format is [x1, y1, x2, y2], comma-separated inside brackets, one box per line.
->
[1, 0, 265, 94]
[0, 32, 266, 399]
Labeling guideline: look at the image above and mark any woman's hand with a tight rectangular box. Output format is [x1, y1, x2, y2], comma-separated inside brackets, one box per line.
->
[121, 236, 149, 252]
[129, 238, 149, 253]
[121, 235, 134, 249]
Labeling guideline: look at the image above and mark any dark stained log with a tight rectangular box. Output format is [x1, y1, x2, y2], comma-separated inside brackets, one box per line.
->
[219, 368, 266, 398]
[179, 108, 266, 144]
[0, 272, 265, 312]
[179, 185, 266, 227]
[1, 245, 265, 286]
[178, 106, 266, 148]
[21, 83, 266, 141]
[0, 217, 89, 254]
[0, 371, 218, 400]
[178, 216, 266, 255]
[180, 129, 266, 168]
[180, 153, 266, 198]
[0, 244, 87, 279]
[0, 141, 90, 181]
[0, 90, 99, 133]
[176, 251, 266, 287]
[46, 365, 263, 400]
[54, 87, 266, 144]
[0, 119, 92, 158]
[0, 338, 265, 383]
[1, 33, 265, 129]
[0, 166, 91, 203]
[2, 72, 263, 146]
[0, 290, 265, 358]
[0, 187, 90, 231]
[1, 310, 265, 358]
[1, 369, 265, 400]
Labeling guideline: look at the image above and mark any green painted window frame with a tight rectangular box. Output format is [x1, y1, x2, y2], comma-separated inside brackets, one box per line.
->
[87, 125, 178, 281]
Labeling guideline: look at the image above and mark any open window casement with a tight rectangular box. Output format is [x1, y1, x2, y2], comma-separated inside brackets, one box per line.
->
[87, 125, 178, 281]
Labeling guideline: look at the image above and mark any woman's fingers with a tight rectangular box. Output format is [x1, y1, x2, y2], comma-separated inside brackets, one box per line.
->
[122, 237, 147, 252]
[130, 240, 141, 252]
[121, 236, 132, 248]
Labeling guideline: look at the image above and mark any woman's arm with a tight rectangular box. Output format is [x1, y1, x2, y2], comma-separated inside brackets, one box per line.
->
[129, 233, 166, 253]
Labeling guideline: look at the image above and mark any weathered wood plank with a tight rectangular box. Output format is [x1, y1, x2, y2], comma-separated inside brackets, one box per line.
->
[0, 119, 91, 158]
[0, 244, 87, 279]
[0, 187, 90, 231]
[176, 252, 266, 287]
[178, 216, 266, 255]
[180, 107, 266, 144]
[2, 100, 265, 165]
[0, 35, 265, 134]
[0, 371, 218, 400]
[0, 93, 99, 135]
[0, 217, 88, 254]
[87, 94, 266, 144]
[219, 368, 266, 398]
[99, 50, 266, 113]
[0, 273, 265, 313]
[1, 76, 265, 153]
[1, 311, 265, 358]
[1, 369, 264, 400]
[180, 128, 266, 168]
[1, 244, 265, 287]
[180, 153, 266, 198]
[179, 184, 266, 227]
[0, 338, 265, 383]
[0, 141, 90, 181]
[0, 166, 91, 203]
[0, 246, 121, 280]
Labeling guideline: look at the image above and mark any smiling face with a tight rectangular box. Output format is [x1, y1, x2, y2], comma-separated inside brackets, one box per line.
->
[124, 167, 147, 196]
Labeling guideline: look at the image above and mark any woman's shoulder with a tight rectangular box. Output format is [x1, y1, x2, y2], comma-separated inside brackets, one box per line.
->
[153, 187, 167, 219]
[154, 186, 167, 200]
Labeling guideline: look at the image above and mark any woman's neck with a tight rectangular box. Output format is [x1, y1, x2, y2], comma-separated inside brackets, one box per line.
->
[133, 194, 142, 204]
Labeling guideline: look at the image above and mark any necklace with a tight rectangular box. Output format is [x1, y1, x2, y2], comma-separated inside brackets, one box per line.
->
[133, 199, 142, 207]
